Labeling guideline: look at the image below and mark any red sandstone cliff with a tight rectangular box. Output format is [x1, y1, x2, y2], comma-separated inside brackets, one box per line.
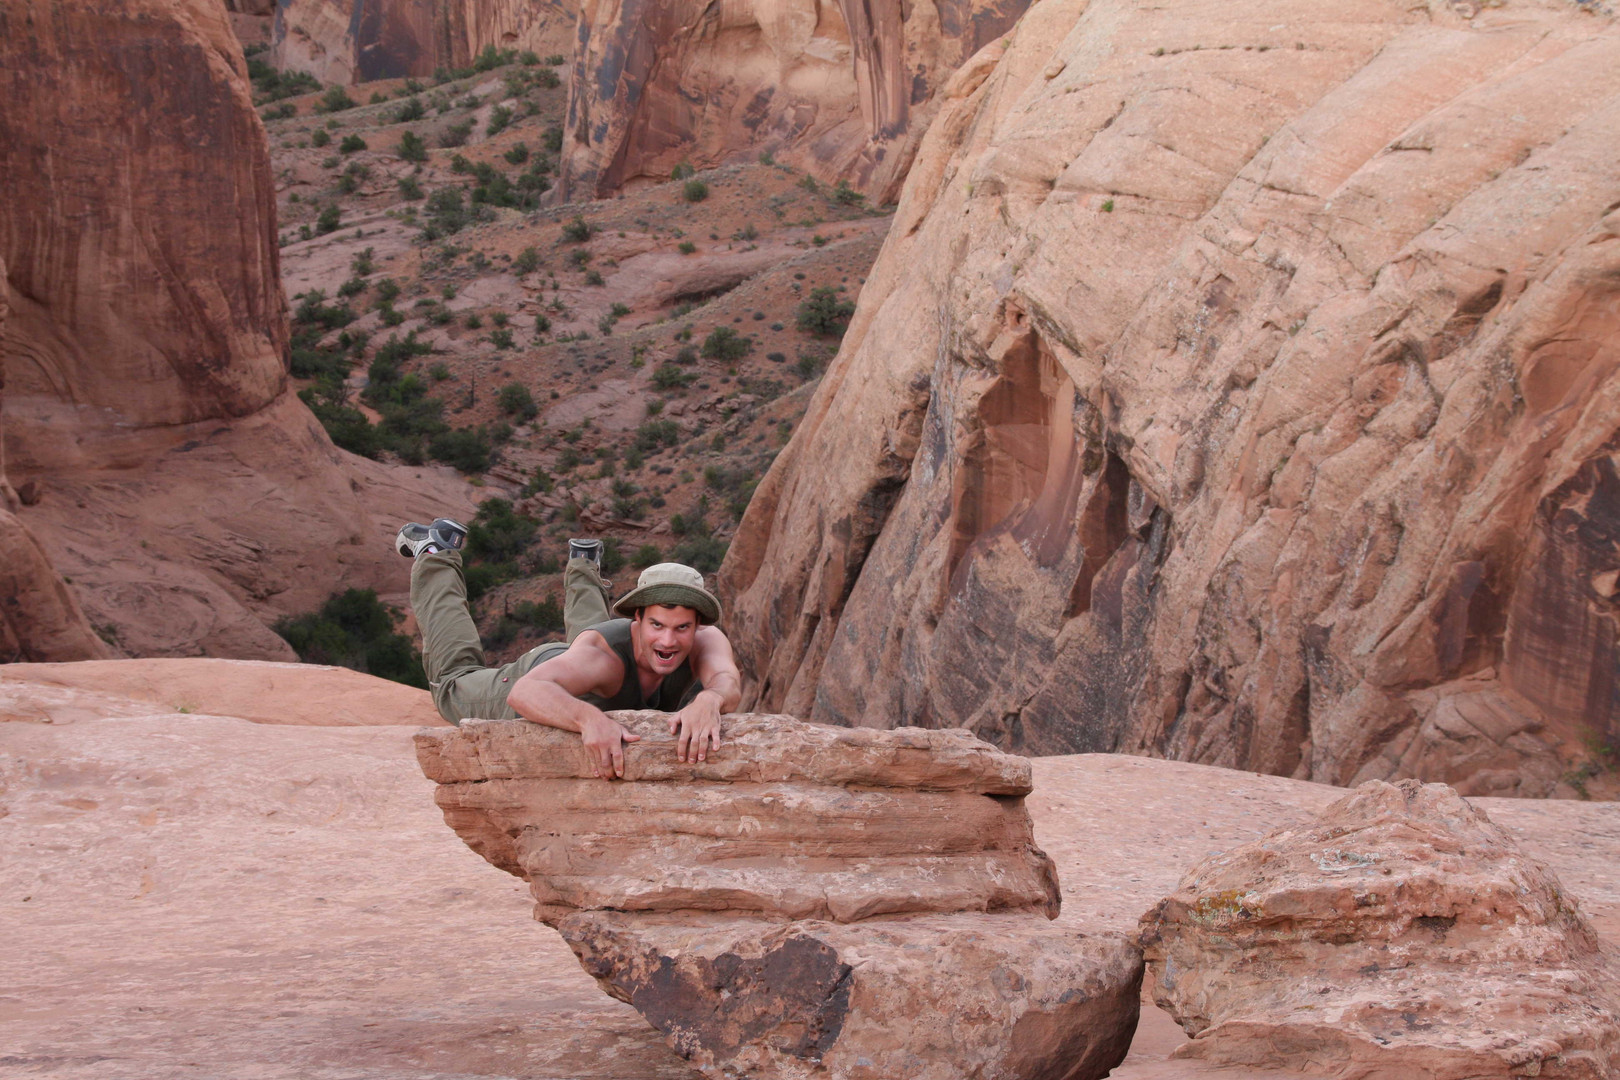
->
[721, 0, 1620, 795]
[270, 0, 578, 85]
[0, 0, 474, 660]
[555, 0, 1031, 202]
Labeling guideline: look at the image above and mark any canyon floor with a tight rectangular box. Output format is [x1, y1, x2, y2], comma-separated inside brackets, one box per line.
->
[3, 659, 1616, 1078]
[257, 52, 887, 661]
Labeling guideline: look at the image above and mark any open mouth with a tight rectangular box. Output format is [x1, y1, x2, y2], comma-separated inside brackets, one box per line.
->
[654, 647, 678, 663]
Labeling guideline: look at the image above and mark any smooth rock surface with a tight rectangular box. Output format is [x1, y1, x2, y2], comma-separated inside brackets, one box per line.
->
[3, 660, 1617, 1078]
[1140, 779, 1620, 1079]
[418, 712, 1062, 923]
[563, 910, 1142, 1080]
[720, 0, 1620, 795]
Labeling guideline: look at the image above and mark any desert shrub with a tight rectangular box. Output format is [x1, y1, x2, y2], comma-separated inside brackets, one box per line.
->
[678, 240, 696, 255]
[651, 364, 693, 391]
[535, 67, 561, 89]
[486, 105, 513, 137]
[634, 543, 663, 566]
[428, 426, 497, 473]
[438, 122, 473, 148]
[513, 246, 540, 274]
[397, 175, 424, 200]
[339, 133, 367, 153]
[497, 383, 538, 419]
[473, 44, 515, 72]
[467, 498, 536, 564]
[275, 588, 425, 687]
[394, 96, 425, 122]
[316, 85, 356, 113]
[397, 130, 428, 162]
[561, 215, 593, 243]
[504, 142, 530, 165]
[831, 180, 864, 205]
[315, 203, 343, 234]
[672, 532, 728, 573]
[422, 186, 471, 237]
[682, 179, 709, 203]
[489, 328, 515, 350]
[583, 269, 604, 286]
[543, 124, 564, 153]
[248, 62, 321, 104]
[796, 286, 856, 336]
[633, 418, 681, 451]
[310, 128, 331, 147]
[375, 278, 400, 305]
[701, 326, 751, 361]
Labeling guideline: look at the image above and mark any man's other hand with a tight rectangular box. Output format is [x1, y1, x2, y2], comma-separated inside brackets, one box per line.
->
[669, 691, 723, 764]
[580, 714, 640, 778]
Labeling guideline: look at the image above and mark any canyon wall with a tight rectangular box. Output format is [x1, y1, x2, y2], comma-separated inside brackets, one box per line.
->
[270, 0, 578, 85]
[721, 0, 1620, 795]
[555, 0, 1031, 202]
[0, 0, 475, 660]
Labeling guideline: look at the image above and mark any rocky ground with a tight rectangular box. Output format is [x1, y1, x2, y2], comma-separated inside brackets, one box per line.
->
[252, 47, 889, 661]
[2, 660, 1615, 1078]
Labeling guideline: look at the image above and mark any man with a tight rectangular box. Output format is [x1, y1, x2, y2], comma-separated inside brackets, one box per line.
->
[398, 517, 741, 779]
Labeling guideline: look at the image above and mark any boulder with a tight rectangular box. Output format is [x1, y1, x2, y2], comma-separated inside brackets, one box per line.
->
[563, 911, 1142, 1080]
[718, 0, 1620, 794]
[418, 712, 1142, 1079]
[554, 0, 1032, 201]
[1139, 779, 1620, 1079]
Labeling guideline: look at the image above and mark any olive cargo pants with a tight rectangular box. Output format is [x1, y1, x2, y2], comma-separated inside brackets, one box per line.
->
[410, 550, 613, 725]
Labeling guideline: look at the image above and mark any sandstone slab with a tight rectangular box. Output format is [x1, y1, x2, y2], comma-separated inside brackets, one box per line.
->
[417, 712, 1061, 923]
[1140, 779, 1620, 1079]
[563, 911, 1142, 1080]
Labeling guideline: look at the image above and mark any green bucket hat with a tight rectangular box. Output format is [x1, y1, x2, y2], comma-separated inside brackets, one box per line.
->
[613, 562, 721, 625]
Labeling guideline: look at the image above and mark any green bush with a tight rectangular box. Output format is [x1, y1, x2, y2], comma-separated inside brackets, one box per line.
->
[831, 180, 864, 205]
[682, 179, 709, 202]
[796, 286, 856, 336]
[429, 426, 497, 473]
[634, 543, 664, 566]
[439, 122, 473, 148]
[316, 85, 356, 113]
[504, 142, 530, 165]
[513, 246, 540, 274]
[535, 67, 561, 90]
[394, 96, 426, 122]
[397, 175, 424, 200]
[543, 125, 564, 154]
[498, 383, 538, 419]
[678, 240, 696, 255]
[339, 133, 367, 153]
[701, 326, 751, 361]
[651, 364, 694, 391]
[315, 203, 342, 234]
[561, 215, 593, 243]
[486, 105, 513, 137]
[672, 533, 728, 573]
[468, 498, 537, 564]
[310, 128, 331, 147]
[275, 588, 426, 687]
[397, 130, 428, 162]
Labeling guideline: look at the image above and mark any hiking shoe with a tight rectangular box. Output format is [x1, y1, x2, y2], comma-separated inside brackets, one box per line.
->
[568, 538, 604, 566]
[396, 517, 469, 558]
[428, 517, 468, 551]
[396, 522, 433, 558]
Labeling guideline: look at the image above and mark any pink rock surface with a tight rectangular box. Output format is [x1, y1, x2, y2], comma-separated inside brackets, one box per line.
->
[1140, 779, 1620, 1079]
[720, 0, 1620, 796]
[3, 661, 1616, 1078]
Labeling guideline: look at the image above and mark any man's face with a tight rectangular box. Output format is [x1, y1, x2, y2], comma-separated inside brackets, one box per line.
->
[630, 605, 700, 678]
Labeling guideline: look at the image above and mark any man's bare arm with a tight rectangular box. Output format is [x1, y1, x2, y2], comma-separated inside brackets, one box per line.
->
[506, 638, 639, 778]
[667, 626, 743, 763]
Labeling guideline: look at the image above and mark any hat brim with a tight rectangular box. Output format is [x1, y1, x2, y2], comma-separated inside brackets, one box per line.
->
[613, 583, 720, 625]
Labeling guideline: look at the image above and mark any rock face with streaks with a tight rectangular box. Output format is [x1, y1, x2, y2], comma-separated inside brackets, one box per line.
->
[0, 0, 476, 658]
[719, 0, 1620, 795]
[555, 0, 1032, 202]
[418, 712, 1143, 1079]
[1140, 779, 1620, 1078]
[0, 261, 107, 663]
[270, 0, 578, 85]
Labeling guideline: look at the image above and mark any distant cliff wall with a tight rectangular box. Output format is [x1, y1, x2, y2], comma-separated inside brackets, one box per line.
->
[554, 0, 1031, 202]
[721, 0, 1620, 796]
[270, 0, 578, 85]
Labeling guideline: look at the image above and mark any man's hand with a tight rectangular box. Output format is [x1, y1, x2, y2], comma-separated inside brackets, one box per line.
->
[580, 713, 640, 779]
[669, 690, 723, 763]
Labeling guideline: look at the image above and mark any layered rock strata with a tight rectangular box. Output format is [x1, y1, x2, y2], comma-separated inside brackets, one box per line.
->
[418, 713, 1142, 1079]
[555, 0, 1032, 201]
[720, 0, 1620, 794]
[271, 0, 578, 86]
[1140, 779, 1620, 1079]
